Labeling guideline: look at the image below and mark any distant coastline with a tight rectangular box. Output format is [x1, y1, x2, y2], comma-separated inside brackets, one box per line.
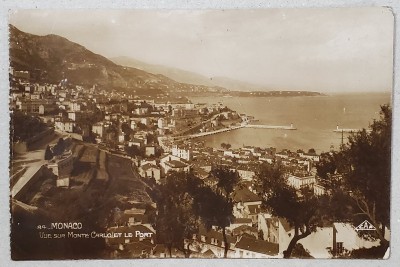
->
[226, 91, 325, 97]
[182, 90, 325, 98]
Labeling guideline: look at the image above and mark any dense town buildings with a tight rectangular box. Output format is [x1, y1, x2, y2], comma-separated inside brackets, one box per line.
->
[11, 73, 378, 259]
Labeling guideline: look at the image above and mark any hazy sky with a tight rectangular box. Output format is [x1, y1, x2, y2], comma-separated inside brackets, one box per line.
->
[9, 8, 393, 93]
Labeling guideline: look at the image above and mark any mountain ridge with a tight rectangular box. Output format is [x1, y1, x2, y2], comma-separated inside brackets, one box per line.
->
[9, 25, 322, 97]
[111, 56, 270, 91]
[8, 25, 228, 94]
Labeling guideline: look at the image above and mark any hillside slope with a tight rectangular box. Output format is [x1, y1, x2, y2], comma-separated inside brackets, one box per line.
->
[9, 25, 227, 94]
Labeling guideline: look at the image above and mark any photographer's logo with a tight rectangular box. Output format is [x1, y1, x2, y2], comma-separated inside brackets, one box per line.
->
[355, 220, 376, 231]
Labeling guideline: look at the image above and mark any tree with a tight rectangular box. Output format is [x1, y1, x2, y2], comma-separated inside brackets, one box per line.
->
[146, 133, 155, 144]
[193, 185, 233, 256]
[120, 122, 133, 137]
[211, 166, 239, 198]
[11, 111, 47, 142]
[204, 166, 239, 258]
[316, 152, 337, 179]
[324, 188, 356, 223]
[125, 145, 144, 158]
[136, 122, 147, 130]
[308, 148, 316, 154]
[82, 131, 96, 144]
[337, 105, 391, 246]
[44, 145, 53, 160]
[256, 162, 322, 258]
[53, 138, 66, 156]
[220, 143, 231, 150]
[155, 171, 200, 258]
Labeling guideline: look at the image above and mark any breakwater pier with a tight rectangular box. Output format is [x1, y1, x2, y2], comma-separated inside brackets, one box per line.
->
[245, 124, 297, 130]
[333, 125, 371, 133]
[174, 123, 297, 140]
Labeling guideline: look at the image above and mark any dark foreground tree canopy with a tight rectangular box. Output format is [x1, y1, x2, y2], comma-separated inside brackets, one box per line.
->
[256, 104, 391, 258]
[339, 104, 391, 244]
[11, 111, 48, 142]
[154, 166, 239, 258]
[256, 162, 323, 258]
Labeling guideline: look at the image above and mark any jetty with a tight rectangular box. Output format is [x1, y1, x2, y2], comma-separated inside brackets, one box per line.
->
[174, 125, 243, 140]
[174, 123, 297, 140]
[245, 124, 297, 130]
[333, 125, 371, 133]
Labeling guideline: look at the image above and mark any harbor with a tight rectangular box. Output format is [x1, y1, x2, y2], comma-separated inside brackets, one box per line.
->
[175, 123, 297, 140]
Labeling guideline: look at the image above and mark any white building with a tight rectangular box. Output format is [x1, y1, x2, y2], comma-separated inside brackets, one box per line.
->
[141, 117, 149, 125]
[145, 145, 156, 157]
[139, 163, 161, 183]
[158, 118, 166, 129]
[130, 120, 137, 130]
[171, 145, 192, 161]
[287, 174, 316, 189]
[233, 187, 262, 221]
[92, 122, 105, 137]
[223, 150, 240, 159]
[67, 111, 81, 122]
[118, 133, 125, 143]
[313, 183, 326, 196]
[162, 160, 190, 174]
[160, 154, 190, 175]
[55, 119, 75, 133]
[299, 152, 320, 162]
[235, 169, 256, 181]
[69, 101, 81, 112]
[332, 222, 384, 257]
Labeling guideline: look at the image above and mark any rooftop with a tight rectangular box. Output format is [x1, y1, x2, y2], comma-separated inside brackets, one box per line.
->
[165, 160, 188, 168]
[232, 217, 253, 224]
[233, 187, 262, 203]
[235, 236, 279, 255]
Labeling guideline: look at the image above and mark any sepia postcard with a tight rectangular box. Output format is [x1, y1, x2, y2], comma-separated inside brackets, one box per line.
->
[8, 8, 393, 260]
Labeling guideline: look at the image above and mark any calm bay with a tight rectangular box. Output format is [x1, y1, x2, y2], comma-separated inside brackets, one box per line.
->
[189, 92, 391, 153]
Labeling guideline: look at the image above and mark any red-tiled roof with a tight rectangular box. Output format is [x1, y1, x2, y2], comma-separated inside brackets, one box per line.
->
[232, 225, 258, 236]
[233, 187, 262, 203]
[165, 160, 188, 168]
[197, 226, 236, 248]
[235, 236, 279, 255]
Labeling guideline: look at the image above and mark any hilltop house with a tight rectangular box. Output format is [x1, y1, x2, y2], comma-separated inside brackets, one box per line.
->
[139, 163, 161, 183]
[160, 154, 190, 175]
